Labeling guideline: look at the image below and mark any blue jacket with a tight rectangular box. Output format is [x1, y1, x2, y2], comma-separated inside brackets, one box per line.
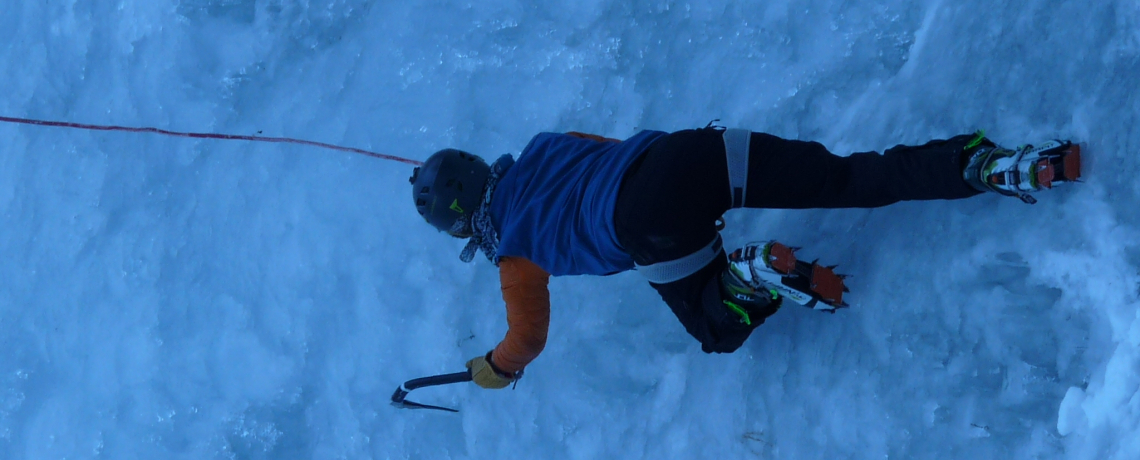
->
[491, 130, 668, 276]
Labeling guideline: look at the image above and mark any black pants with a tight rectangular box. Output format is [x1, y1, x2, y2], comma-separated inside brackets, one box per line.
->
[613, 128, 981, 353]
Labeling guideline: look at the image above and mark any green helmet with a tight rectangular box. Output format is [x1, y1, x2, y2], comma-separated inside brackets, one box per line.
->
[409, 148, 490, 234]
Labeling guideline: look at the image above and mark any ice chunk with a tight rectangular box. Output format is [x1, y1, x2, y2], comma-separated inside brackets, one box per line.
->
[1056, 387, 1087, 436]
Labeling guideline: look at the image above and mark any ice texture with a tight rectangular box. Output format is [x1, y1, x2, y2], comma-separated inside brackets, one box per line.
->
[0, 0, 1137, 458]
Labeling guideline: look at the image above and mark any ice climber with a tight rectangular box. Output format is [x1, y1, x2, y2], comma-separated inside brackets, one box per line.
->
[408, 125, 1081, 389]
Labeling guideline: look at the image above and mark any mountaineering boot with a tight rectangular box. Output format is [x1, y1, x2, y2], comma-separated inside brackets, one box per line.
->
[719, 262, 781, 327]
[723, 241, 849, 313]
[961, 134, 1082, 204]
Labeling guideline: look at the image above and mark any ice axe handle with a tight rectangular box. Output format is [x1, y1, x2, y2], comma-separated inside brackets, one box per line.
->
[391, 371, 474, 413]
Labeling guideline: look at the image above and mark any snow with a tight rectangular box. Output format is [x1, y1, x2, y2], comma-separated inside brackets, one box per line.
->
[0, 0, 1138, 458]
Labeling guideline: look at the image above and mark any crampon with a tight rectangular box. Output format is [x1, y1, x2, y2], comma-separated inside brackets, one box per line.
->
[974, 140, 1082, 204]
[728, 241, 850, 312]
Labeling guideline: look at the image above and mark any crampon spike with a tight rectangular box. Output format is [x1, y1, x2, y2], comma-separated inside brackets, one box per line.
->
[1036, 159, 1055, 189]
[766, 242, 798, 274]
[808, 263, 846, 307]
[1062, 144, 1081, 181]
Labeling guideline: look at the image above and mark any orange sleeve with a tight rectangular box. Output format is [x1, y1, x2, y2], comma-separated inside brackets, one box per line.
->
[490, 257, 551, 374]
[566, 131, 622, 143]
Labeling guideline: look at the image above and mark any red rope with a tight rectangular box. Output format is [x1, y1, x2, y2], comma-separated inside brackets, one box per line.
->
[0, 115, 423, 166]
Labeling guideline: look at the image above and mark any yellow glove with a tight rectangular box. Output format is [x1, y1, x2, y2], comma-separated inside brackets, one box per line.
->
[466, 352, 517, 389]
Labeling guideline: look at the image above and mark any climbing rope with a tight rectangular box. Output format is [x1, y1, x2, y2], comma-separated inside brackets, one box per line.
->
[0, 115, 422, 166]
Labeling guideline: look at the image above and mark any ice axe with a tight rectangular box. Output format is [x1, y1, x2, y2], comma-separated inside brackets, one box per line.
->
[391, 371, 473, 413]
